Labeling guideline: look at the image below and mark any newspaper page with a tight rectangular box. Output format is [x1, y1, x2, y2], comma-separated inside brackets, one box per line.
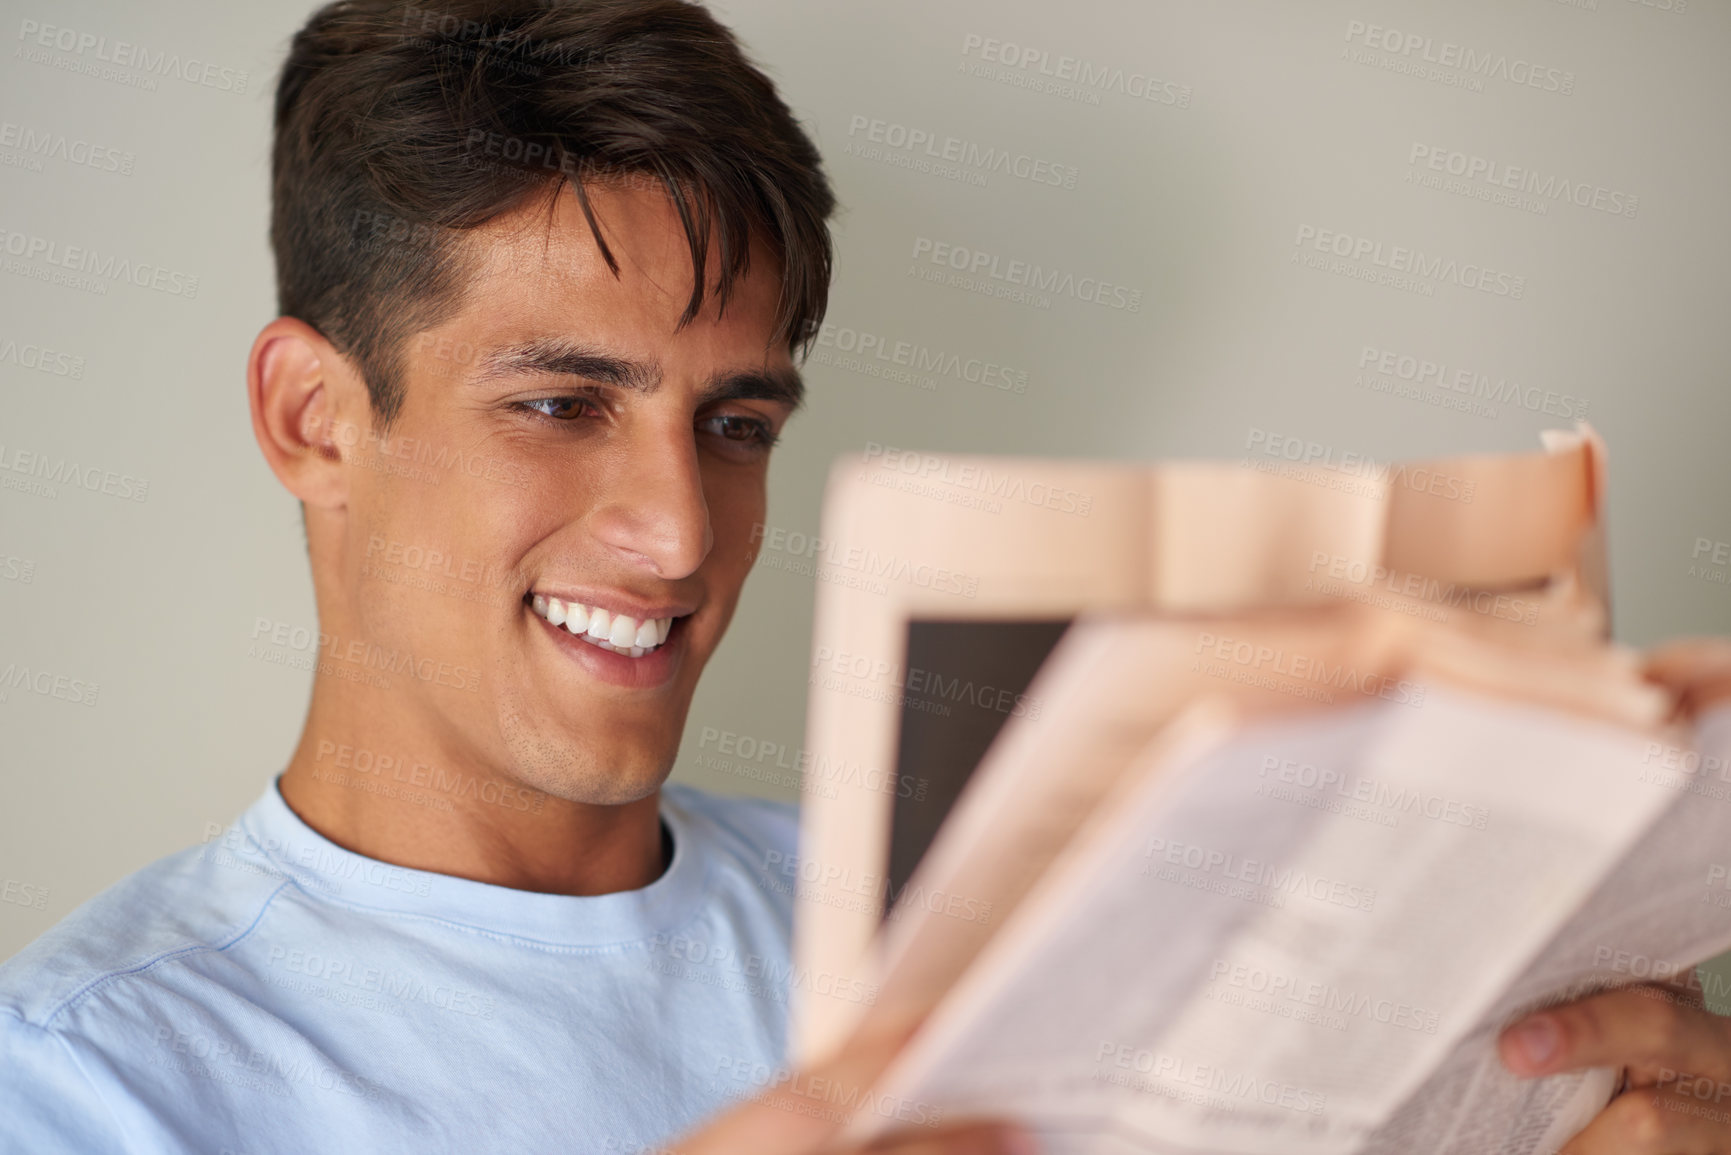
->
[846, 685, 1711, 1155]
[1360, 704, 1731, 1153]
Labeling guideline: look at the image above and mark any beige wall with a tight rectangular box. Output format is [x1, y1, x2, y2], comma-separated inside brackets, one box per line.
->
[2, 0, 1728, 963]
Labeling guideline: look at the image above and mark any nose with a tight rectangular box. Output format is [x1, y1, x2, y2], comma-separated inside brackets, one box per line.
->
[585, 421, 713, 580]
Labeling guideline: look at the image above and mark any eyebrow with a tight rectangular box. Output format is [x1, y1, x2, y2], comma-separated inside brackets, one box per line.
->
[472, 337, 804, 409]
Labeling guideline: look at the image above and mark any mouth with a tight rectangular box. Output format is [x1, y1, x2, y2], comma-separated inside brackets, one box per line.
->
[527, 593, 681, 659]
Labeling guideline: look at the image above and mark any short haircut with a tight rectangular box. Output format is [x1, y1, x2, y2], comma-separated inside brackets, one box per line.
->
[271, 0, 836, 426]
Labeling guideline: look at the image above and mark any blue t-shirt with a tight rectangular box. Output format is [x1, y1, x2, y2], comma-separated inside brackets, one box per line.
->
[0, 778, 801, 1154]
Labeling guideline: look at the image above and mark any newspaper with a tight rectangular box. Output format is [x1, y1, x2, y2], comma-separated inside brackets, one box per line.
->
[838, 644, 1731, 1153]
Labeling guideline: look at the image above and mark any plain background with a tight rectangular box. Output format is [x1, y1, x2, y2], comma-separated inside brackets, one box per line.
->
[2, 0, 1728, 967]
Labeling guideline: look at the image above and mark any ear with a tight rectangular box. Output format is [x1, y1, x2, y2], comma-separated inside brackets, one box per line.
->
[247, 318, 366, 510]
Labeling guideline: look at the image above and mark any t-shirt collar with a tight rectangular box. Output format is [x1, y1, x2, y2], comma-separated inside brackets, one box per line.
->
[220, 776, 711, 948]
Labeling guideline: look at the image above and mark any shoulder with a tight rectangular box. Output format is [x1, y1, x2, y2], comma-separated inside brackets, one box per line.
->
[0, 835, 285, 1152]
[0, 836, 285, 1030]
[0, 1006, 132, 1153]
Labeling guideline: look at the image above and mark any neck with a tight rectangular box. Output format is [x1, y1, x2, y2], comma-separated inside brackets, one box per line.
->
[278, 690, 667, 895]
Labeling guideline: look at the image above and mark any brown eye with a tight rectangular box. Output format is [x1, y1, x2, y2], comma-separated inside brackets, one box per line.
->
[700, 414, 775, 446]
[521, 396, 594, 420]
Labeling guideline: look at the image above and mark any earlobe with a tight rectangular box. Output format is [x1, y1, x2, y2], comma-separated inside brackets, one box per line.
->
[248, 318, 357, 509]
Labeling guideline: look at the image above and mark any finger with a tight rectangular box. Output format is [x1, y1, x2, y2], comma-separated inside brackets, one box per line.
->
[1643, 639, 1731, 716]
[1559, 1086, 1731, 1155]
[1499, 986, 1731, 1084]
[854, 1120, 1037, 1155]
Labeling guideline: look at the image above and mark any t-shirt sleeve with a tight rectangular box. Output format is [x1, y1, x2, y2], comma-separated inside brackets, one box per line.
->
[0, 1011, 132, 1154]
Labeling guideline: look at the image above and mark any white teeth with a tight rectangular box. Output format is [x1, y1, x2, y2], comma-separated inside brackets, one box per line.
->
[586, 607, 612, 641]
[609, 615, 639, 647]
[529, 596, 676, 659]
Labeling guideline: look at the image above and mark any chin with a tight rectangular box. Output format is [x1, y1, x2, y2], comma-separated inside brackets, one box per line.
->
[501, 724, 678, 806]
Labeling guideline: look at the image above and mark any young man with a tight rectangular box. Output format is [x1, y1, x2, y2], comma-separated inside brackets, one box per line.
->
[2, 3, 1727, 1153]
[0, 2, 1022, 1152]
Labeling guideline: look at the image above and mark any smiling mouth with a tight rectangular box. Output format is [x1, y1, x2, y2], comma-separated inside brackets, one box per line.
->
[528, 594, 678, 658]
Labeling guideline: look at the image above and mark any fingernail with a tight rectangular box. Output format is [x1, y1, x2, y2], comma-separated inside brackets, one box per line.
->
[1512, 1016, 1560, 1067]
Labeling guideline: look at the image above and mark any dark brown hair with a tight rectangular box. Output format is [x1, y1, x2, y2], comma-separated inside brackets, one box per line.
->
[272, 0, 836, 425]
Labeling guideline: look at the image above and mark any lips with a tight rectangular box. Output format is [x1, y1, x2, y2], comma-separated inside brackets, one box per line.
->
[528, 594, 675, 658]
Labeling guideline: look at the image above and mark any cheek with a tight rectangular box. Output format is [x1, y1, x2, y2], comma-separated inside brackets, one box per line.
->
[704, 467, 768, 561]
[355, 475, 540, 618]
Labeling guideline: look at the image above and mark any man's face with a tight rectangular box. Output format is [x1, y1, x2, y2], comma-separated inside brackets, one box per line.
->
[336, 181, 797, 804]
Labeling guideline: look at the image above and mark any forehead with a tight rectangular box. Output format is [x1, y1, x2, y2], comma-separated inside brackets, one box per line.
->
[448, 179, 790, 364]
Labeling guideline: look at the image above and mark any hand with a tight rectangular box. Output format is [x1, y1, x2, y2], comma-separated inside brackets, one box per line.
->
[1499, 983, 1731, 1153]
[667, 1021, 1035, 1155]
[1645, 638, 1731, 719]
[671, 1094, 1033, 1155]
